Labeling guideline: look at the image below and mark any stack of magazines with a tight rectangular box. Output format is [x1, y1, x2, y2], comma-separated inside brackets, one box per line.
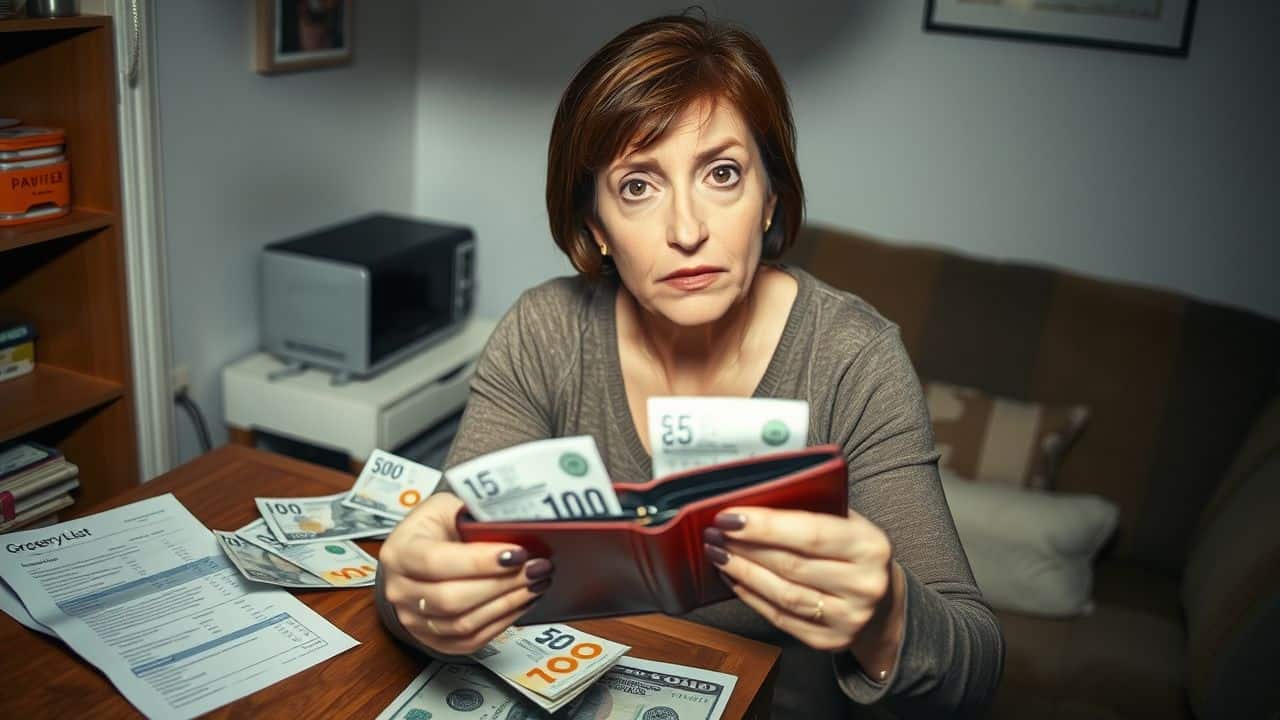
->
[0, 441, 79, 533]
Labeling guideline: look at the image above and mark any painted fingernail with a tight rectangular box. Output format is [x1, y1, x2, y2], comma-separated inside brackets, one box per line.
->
[714, 513, 746, 531]
[524, 558, 553, 581]
[528, 578, 552, 594]
[497, 548, 529, 567]
[704, 543, 729, 566]
[703, 527, 727, 547]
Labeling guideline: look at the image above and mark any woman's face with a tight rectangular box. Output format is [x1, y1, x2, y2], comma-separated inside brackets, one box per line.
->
[589, 99, 777, 327]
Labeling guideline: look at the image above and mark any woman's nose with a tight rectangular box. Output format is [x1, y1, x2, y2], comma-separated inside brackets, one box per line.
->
[667, 189, 708, 252]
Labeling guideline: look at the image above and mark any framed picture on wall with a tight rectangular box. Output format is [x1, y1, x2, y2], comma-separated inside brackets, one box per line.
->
[255, 0, 354, 74]
[924, 0, 1197, 57]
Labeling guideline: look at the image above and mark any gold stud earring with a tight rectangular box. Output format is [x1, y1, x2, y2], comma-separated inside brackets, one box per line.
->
[598, 243, 609, 257]
[764, 218, 773, 233]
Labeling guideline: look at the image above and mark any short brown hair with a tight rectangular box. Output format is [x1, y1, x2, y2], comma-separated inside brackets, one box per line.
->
[546, 13, 804, 278]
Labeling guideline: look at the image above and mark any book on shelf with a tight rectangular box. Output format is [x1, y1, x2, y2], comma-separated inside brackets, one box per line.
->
[0, 315, 36, 384]
[0, 440, 59, 480]
[0, 441, 79, 532]
[0, 493, 76, 533]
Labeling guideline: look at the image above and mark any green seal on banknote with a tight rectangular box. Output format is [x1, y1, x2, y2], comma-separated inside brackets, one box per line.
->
[558, 451, 589, 476]
[761, 419, 790, 446]
[643, 707, 680, 720]
[324, 545, 346, 555]
[405, 710, 432, 720]
[447, 688, 483, 711]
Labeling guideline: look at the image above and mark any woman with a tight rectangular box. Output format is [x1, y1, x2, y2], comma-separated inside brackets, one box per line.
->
[377, 13, 1003, 718]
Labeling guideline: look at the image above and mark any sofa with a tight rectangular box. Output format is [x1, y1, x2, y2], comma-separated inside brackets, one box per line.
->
[785, 224, 1280, 719]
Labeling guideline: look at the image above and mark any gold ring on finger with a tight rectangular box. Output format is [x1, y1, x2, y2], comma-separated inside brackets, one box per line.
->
[426, 617, 442, 635]
[417, 597, 428, 614]
[810, 597, 825, 624]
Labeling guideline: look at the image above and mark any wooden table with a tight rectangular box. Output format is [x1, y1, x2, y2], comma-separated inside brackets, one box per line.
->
[0, 445, 780, 718]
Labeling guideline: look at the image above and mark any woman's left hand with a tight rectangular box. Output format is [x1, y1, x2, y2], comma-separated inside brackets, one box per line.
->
[705, 507, 906, 663]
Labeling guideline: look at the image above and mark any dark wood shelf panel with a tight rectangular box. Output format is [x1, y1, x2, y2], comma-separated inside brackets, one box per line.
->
[0, 208, 114, 253]
[0, 364, 124, 444]
[0, 15, 109, 33]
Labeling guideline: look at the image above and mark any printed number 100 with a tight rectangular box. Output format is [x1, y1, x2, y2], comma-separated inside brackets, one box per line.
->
[539, 489, 609, 518]
[524, 642, 603, 684]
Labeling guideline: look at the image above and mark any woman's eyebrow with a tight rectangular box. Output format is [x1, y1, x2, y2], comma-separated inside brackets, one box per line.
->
[609, 139, 747, 179]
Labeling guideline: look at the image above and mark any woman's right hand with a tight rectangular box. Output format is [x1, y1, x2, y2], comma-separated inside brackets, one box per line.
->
[378, 493, 553, 655]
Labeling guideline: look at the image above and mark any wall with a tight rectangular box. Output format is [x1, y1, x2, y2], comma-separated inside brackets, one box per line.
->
[412, 1, 1279, 323]
[156, 0, 420, 464]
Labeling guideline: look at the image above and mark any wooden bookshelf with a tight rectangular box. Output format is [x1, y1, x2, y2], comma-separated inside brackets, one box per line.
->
[0, 208, 114, 253]
[0, 15, 140, 510]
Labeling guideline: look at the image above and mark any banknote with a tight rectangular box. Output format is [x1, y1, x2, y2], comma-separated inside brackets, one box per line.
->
[445, 436, 622, 521]
[236, 519, 376, 587]
[376, 656, 737, 720]
[341, 449, 443, 521]
[213, 530, 328, 589]
[648, 396, 809, 477]
[473, 623, 630, 703]
[255, 492, 399, 544]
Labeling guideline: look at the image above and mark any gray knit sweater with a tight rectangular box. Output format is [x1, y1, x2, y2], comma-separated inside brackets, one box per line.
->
[376, 266, 1004, 718]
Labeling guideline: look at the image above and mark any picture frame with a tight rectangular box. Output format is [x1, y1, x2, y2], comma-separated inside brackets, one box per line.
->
[255, 0, 354, 75]
[924, 0, 1197, 57]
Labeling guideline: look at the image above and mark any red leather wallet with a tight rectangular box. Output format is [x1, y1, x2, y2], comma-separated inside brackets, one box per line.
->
[455, 445, 848, 623]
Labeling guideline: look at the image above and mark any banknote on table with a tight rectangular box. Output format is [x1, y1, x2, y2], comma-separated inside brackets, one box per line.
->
[213, 530, 329, 588]
[255, 492, 399, 544]
[648, 396, 809, 477]
[376, 656, 737, 720]
[472, 623, 630, 708]
[236, 519, 376, 587]
[341, 449, 443, 521]
[445, 436, 623, 521]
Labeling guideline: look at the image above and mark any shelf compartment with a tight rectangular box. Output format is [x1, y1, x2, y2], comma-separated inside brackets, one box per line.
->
[0, 364, 124, 445]
[0, 208, 114, 253]
[0, 16, 109, 33]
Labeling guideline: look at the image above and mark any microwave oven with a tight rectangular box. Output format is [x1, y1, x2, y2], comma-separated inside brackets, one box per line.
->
[260, 213, 474, 380]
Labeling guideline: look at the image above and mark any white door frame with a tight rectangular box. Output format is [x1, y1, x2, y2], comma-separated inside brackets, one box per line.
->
[111, 0, 176, 481]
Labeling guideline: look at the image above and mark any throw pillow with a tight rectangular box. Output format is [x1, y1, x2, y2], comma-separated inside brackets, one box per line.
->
[924, 381, 1089, 489]
[940, 466, 1119, 617]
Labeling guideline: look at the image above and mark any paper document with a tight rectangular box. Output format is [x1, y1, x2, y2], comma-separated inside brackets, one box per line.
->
[0, 494, 359, 719]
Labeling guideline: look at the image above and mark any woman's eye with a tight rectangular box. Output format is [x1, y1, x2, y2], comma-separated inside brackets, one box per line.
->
[622, 179, 649, 198]
[708, 164, 740, 186]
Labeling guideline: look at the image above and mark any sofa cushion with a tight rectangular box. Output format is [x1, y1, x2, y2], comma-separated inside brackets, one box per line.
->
[989, 561, 1190, 720]
[788, 224, 1280, 574]
[926, 381, 1089, 489]
[1181, 400, 1280, 720]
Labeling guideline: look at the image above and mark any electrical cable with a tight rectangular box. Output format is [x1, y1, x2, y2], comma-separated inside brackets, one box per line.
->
[175, 390, 213, 454]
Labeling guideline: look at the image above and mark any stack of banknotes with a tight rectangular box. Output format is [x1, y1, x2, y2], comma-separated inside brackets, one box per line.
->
[470, 622, 630, 712]
[447, 397, 809, 522]
[378, 655, 738, 720]
[216, 449, 445, 588]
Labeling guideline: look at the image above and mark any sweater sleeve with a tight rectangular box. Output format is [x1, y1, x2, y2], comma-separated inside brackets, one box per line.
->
[827, 325, 1005, 717]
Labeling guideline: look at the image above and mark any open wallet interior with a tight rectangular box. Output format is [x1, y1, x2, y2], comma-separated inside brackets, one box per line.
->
[455, 444, 849, 622]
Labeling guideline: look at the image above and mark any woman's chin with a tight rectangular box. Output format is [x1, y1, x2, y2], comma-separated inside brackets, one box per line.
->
[649, 295, 736, 327]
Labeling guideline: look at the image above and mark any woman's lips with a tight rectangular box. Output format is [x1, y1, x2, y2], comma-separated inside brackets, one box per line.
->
[662, 270, 723, 291]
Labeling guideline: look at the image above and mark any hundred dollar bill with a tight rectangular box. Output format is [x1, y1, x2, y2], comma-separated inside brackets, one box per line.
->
[445, 436, 622, 521]
[375, 661, 544, 720]
[377, 656, 737, 720]
[213, 530, 328, 588]
[341, 449, 443, 521]
[255, 492, 398, 544]
[472, 623, 630, 703]
[648, 396, 809, 477]
[236, 519, 376, 587]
